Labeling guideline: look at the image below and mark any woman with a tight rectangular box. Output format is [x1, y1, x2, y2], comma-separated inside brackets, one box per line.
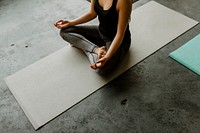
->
[54, 0, 132, 75]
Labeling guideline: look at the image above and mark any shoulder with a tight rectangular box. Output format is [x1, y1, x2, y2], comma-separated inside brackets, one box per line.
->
[116, 0, 132, 11]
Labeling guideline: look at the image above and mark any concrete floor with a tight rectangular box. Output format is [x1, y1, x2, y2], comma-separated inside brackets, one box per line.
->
[0, 0, 200, 132]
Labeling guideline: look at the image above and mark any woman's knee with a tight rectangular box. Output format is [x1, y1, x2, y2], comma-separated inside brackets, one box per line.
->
[60, 29, 64, 39]
[59, 28, 74, 42]
[59, 26, 76, 38]
[60, 28, 69, 39]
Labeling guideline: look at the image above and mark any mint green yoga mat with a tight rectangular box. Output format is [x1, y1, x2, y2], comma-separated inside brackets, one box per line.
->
[169, 34, 200, 75]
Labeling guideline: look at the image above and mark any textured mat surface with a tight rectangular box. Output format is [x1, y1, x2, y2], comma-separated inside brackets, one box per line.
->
[169, 34, 200, 76]
[4, 1, 198, 130]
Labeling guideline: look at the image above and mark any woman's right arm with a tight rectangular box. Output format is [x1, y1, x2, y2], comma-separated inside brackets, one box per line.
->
[70, 0, 97, 25]
[55, 0, 97, 29]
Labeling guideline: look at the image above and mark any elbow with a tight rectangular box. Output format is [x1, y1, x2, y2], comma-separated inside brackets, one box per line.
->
[91, 13, 97, 19]
[88, 11, 97, 19]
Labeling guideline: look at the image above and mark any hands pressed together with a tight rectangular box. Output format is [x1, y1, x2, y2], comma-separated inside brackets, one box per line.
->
[54, 20, 110, 70]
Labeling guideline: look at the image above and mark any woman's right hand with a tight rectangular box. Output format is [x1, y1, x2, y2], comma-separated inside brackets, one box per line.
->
[54, 20, 72, 29]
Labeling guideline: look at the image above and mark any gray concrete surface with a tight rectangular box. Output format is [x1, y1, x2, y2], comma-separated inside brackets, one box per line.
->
[0, 0, 200, 132]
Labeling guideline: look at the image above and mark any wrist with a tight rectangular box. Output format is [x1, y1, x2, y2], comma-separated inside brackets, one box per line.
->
[104, 54, 111, 60]
[70, 20, 77, 26]
[68, 21, 73, 27]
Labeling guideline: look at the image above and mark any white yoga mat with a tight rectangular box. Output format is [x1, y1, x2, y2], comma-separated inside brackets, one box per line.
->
[4, 1, 198, 130]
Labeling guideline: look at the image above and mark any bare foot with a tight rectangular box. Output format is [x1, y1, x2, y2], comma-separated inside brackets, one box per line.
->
[94, 46, 106, 59]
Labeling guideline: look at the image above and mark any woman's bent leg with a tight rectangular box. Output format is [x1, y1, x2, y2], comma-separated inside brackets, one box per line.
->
[59, 25, 131, 75]
[60, 25, 106, 67]
[60, 25, 105, 52]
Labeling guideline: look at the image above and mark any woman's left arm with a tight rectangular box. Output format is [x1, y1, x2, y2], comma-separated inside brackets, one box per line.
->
[94, 0, 132, 68]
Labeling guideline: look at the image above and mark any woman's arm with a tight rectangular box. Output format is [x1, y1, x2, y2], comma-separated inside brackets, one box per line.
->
[55, 0, 97, 29]
[93, 0, 132, 68]
[70, 0, 97, 26]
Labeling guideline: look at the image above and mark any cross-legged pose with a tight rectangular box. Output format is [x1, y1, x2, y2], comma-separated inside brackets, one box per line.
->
[54, 0, 132, 75]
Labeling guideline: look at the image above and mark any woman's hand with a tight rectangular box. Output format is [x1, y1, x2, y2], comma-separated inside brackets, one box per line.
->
[90, 56, 109, 69]
[54, 0, 97, 29]
[54, 20, 72, 29]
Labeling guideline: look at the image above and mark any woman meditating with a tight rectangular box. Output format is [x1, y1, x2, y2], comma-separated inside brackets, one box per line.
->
[54, 0, 132, 75]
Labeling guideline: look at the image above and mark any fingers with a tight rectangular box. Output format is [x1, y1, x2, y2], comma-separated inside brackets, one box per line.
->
[56, 20, 69, 25]
[54, 20, 64, 26]
[95, 62, 102, 68]
[90, 62, 102, 69]
[90, 58, 103, 69]
[96, 57, 104, 63]
[54, 20, 70, 29]
[90, 58, 104, 69]
[90, 63, 98, 69]
[55, 24, 62, 29]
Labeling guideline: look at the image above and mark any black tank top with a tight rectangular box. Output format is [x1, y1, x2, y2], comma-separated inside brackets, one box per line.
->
[94, 0, 131, 41]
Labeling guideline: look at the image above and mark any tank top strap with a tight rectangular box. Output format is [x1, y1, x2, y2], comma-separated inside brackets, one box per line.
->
[111, 0, 118, 11]
[112, 0, 118, 6]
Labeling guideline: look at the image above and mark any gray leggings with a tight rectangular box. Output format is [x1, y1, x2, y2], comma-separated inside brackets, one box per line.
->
[60, 25, 130, 75]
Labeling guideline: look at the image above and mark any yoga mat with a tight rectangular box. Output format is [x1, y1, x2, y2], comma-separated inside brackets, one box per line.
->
[4, 1, 199, 130]
[169, 34, 200, 75]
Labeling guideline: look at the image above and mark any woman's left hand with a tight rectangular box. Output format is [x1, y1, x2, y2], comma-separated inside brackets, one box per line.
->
[90, 56, 109, 69]
[54, 20, 72, 29]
